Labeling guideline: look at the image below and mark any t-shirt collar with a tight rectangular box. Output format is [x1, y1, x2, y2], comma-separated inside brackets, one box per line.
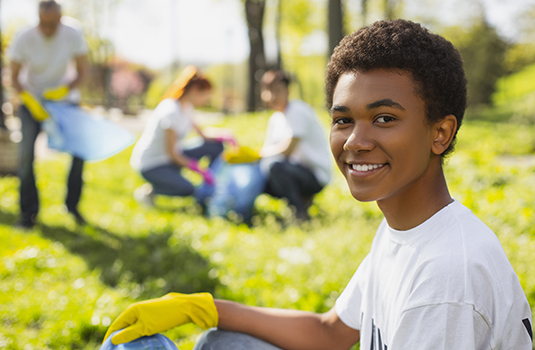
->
[386, 199, 459, 245]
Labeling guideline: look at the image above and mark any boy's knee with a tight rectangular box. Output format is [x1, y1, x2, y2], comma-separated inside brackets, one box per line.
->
[193, 328, 227, 350]
[269, 161, 287, 177]
[194, 328, 282, 350]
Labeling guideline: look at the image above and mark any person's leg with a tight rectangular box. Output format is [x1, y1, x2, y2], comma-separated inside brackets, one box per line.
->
[265, 161, 323, 218]
[66, 156, 86, 224]
[183, 140, 224, 165]
[141, 164, 195, 197]
[18, 105, 41, 226]
[193, 329, 283, 350]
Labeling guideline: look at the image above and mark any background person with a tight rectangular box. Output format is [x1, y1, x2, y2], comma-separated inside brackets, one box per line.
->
[8, 0, 89, 228]
[130, 66, 225, 207]
[259, 70, 332, 221]
[103, 20, 532, 350]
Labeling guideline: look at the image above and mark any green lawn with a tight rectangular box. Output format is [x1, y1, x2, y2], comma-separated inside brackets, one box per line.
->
[1, 113, 534, 349]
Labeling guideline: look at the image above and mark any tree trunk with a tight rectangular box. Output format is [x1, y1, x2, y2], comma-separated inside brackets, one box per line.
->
[0, 0, 5, 130]
[274, 0, 282, 69]
[328, 0, 344, 58]
[245, 0, 267, 112]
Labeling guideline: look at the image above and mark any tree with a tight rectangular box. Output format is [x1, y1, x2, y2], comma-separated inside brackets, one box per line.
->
[244, 0, 267, 112]
[0, 0, 5, 130]
[447, 19, 508, 107]
[67, 0, 120, 107]
[274, 0, 282, 69]
[328, 0, 345, 57]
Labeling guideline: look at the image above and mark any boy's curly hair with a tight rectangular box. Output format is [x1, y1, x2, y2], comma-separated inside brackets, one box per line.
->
[326, 19, 467, 156]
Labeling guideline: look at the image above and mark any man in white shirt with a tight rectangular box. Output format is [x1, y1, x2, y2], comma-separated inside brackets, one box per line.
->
[259, 70, 332, 221]
[9, 0, 89, 228]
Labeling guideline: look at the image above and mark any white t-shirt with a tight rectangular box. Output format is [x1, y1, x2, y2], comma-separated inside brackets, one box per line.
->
[8, 17, 88, 97]
[130, 99, 194, 172]
[260, 100, 331, 186]
[336, 200, 533, 350]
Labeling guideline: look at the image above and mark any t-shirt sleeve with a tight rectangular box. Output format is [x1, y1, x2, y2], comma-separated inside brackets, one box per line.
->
[158, 100, 188, 139]
[285, 102, 310, 139]
[160, 110, 178, 131]
[389, 303, 491, 350]
[71, 29, 88, 56]
[7, 31, 27, 63]
[335, 256, 369, 330]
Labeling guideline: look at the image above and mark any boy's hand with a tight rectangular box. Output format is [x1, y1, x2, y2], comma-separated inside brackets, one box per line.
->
[104, 292, 218, 345]
[42, 85, 69, 100]
[20, 91, 49, 121]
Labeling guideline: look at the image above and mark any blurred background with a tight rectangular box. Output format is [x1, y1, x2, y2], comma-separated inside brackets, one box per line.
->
[1, 1, 535, 349]
[2, 0, 535, 117]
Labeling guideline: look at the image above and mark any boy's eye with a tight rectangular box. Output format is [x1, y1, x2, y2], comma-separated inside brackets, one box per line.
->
[375, 115, 396, 123]
[332, 117, 352, 125]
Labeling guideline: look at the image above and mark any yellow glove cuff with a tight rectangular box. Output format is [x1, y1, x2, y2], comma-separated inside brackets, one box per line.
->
[43, 85, 69, 100]
[20, 91, 49, 121]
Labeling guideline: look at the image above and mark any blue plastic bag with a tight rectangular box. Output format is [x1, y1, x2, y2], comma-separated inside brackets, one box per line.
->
[206, 161, 266, 221]
[43, 102, 134, 161]
[99, 331, 179, 350]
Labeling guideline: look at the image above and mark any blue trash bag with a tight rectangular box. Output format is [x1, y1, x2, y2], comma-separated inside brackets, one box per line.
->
[99, 331, 179, 350]
[42, 102, 135, 161]
[206, 161, 266, 221]
[193, 155, 225, 206]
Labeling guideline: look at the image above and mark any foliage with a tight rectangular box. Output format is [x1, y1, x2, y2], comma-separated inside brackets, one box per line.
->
[493, 63, 535, 105]
[466, 63, 535, 124]
[503, 42, 535, 74]
[443, 19, 508, 108]
[1, 110, 535, 349]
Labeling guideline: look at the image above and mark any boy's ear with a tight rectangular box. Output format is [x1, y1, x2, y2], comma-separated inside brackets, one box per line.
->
[431, 115, 457, 155]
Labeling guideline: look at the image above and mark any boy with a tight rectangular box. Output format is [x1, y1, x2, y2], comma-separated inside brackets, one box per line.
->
[104, 20, 533, 349]
[259, 70, 332, 221]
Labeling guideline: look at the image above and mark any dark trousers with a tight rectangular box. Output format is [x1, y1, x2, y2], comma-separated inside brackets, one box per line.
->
[141, 140, 223, 196]
[18, 105, 84, 220]
[264, 161, 323, 216]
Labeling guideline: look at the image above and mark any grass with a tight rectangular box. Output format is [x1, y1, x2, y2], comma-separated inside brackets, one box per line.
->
[1, 112, 535, 349]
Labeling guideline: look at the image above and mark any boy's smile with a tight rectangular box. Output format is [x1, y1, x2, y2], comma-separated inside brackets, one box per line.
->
[330, 69, 446, 214]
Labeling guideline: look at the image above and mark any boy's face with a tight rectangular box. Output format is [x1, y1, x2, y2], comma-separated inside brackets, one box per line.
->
[330, 69, 440, 204]
[261, 81, 288, 111]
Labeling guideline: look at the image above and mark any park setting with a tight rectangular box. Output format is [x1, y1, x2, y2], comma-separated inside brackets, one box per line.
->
[1, 0, 535, 349]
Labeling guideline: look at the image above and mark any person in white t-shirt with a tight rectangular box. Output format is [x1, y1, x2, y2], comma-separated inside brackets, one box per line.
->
[130, 66, 226, 208]
[259, 70, 331, 220]
[103, 20, 532, 350]
[8, 0, 89, 228]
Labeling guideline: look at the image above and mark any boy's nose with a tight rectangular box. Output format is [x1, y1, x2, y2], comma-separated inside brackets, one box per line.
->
[343, 124, 374, 153]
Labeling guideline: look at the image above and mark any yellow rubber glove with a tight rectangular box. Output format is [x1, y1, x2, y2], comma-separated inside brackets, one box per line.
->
[223, 145, 261, 164]
[20, 91, 49, 121]
[42, 85, 69, 100]
[103, 292, 218, 345]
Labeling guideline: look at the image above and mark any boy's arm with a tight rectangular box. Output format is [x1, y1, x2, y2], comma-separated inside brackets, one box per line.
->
[216, 299, 360, 350]
[260, 137, 300, 158]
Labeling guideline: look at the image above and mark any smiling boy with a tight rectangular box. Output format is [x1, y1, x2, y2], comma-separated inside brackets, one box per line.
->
[104, 20, 532, 349]
[326, 20, 532, 349]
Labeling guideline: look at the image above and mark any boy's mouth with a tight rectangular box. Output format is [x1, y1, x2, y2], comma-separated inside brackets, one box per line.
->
[350, 163, 385, 172]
